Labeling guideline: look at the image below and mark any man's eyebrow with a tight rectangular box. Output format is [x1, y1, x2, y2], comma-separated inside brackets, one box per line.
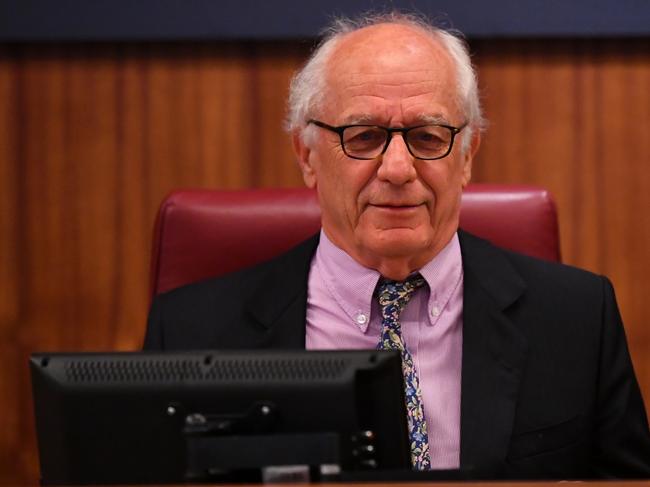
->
[340, 113, 453, 126]
[418, 114, 451, 125]
[341, 114, 375, 125]
[342, 113, 453, 126]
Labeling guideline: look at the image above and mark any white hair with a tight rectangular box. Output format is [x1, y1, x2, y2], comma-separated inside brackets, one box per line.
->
[285, 12, 486, 153]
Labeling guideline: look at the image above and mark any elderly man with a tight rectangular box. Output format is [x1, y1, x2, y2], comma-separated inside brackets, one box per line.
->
[144, 13, 650, 478]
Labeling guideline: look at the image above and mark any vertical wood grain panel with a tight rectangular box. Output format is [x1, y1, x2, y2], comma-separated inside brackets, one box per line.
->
[0, 39, 648, 482]
[112, 47, 150, 348]
[193, 45, 254, 188]
[255, 44, 308, 187]
[0, 50, 18, 329]
[0, 48, 22, 482]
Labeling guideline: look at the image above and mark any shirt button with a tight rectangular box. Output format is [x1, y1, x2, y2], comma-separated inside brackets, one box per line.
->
[431, 306, 441, 317]
[355, 313, 368, 325]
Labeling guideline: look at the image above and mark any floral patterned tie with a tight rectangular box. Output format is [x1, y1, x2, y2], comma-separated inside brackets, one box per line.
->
[376, 274, 431, 470]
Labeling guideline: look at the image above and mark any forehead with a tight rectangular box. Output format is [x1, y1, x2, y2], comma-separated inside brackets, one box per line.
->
[323, 24, 461, 124]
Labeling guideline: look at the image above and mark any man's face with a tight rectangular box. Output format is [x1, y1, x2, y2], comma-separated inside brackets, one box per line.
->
[294, 24, 479, 278]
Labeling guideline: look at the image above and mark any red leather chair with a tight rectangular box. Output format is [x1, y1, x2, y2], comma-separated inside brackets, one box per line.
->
[150, 184, 561, 298]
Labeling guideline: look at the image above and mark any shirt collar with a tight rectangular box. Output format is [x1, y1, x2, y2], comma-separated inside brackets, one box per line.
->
[315, 230, 463, 332]
[418, 232, 463, 326]
[315, 231, 380, 332]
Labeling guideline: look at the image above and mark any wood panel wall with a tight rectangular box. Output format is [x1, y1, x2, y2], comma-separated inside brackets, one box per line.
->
[0, 38, 648, 482]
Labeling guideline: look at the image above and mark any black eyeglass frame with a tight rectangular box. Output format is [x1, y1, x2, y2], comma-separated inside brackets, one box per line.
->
[307, 119, 468, 160]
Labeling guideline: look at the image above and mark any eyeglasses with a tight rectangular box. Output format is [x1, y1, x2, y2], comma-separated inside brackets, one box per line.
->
[308, 119, 467, 160]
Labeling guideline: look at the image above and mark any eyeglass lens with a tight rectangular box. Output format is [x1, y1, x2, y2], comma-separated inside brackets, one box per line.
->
[342, 125, 454, 159]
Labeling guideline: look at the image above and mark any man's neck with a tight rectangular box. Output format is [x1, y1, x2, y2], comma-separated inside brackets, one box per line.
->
[322, 228, 457, 281]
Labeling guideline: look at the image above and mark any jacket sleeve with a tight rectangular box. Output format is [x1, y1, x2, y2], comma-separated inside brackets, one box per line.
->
[595, 276, 650, 477]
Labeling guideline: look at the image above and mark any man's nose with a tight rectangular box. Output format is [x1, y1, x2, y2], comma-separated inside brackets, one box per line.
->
[376, 133, 417, 185]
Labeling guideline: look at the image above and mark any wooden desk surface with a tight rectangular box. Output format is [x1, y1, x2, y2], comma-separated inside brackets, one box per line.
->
[264, 483, 650, 487]
[6, 483, 650, 487]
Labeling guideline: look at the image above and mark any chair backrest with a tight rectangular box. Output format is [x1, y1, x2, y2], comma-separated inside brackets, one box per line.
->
[150, 184, 561, 297]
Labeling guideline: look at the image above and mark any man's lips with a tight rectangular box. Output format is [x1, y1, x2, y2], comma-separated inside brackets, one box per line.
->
[368, 202, 425, 210]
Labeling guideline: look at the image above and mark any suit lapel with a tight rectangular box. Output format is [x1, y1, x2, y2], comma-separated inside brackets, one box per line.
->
[458, 231, 529, 475]
[242, 234, 319, 349]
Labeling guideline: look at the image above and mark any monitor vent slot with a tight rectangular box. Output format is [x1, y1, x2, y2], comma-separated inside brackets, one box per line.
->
[203, 358, 347, 381]
[64, 357, 349, 383]
[65, 359, 202, 383]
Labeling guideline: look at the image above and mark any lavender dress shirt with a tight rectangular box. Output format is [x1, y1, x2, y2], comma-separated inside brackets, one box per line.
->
[305, 231, 464, 469]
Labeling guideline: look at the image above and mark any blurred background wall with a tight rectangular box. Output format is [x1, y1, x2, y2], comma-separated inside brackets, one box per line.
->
[0, 0, 649, 482]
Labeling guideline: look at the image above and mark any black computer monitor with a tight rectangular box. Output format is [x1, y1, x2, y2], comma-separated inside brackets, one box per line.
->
[30, 349, 411, 484]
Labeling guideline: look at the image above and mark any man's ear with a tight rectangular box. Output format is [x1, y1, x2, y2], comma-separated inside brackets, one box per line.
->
[293, 130, 317, 188]
[461, 129, 481, 188]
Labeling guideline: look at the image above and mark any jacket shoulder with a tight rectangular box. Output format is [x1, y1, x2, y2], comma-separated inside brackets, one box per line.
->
[458, 230, 607, 294]
[144, 234, 319, 350]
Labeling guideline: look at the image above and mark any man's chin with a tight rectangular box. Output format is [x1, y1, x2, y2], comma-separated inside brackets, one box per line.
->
[359, 227, 433, 259]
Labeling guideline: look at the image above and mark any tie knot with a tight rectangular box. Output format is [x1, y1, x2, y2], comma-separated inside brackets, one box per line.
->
[376, 273, 426, 316]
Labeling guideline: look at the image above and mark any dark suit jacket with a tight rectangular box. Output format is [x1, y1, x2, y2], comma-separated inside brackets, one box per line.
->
[144, 230, 650, 479]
